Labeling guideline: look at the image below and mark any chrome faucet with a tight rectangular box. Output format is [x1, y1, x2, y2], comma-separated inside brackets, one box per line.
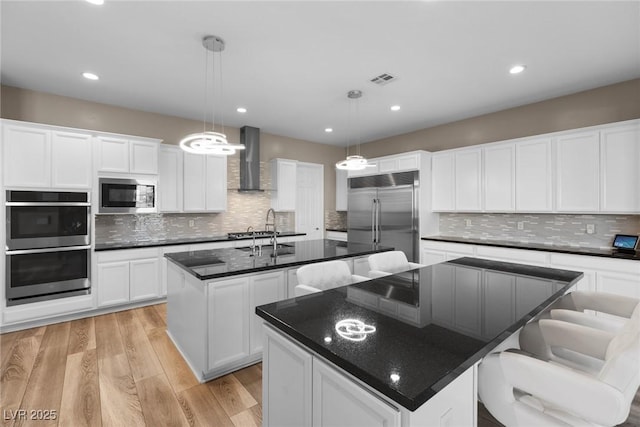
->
[265, 208, 278, 252]
[246, 226, 261, 256]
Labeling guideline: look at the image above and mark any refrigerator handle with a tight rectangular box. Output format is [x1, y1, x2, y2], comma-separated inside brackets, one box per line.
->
[376, 198, 381, 243]
[371, 199, 376, 243]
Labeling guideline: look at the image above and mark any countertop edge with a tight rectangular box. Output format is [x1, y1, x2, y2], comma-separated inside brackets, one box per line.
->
[421, 236, 639, 261]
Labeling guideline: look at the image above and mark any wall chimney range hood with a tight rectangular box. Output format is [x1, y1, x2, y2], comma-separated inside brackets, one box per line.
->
[238, 126, 264, 192]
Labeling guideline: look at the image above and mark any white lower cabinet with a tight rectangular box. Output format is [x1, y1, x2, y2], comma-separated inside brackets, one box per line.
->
[263, 325, 477, 427]
[97, 248, 161, 307]
[249, 271, 286, 354]
[313, 358, 401, 427]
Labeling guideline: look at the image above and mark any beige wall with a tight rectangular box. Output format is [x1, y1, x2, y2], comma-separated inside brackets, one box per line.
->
[0, 85, 344, 211]
[361, 78, 640, 157]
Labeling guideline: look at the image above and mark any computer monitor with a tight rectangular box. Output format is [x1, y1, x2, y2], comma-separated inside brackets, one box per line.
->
[612, 234, 639, 252]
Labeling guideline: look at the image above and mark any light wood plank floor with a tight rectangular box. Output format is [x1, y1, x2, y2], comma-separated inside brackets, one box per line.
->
[1, 303, 638, 427]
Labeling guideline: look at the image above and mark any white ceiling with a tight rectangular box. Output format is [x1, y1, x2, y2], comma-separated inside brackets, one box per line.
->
[2, 1, 639, 146]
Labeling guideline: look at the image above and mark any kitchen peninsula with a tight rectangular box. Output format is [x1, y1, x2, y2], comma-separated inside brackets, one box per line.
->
[165, 239, 392, 381]
[256, 258, 583, 426]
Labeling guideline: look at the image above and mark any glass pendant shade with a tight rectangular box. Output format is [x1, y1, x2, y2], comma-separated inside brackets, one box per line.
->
[335, 155, 369, 171]
[179, 131, 245, 155]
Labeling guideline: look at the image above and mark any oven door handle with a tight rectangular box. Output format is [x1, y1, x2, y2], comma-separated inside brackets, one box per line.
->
[6, 202, 91, 207]
[6, 245, 92, 255]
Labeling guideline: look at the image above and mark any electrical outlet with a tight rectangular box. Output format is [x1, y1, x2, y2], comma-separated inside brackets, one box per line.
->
[517, 221, 524, 230]
[465, 219, 472, 227]
[189, 219, 195, 228]
[586, 224, 595, 234]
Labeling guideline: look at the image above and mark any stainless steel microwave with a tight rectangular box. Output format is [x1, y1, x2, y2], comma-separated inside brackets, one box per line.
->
[99, 178, 156, 214]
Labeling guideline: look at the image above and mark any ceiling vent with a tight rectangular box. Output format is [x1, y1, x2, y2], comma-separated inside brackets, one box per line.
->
[370, 73, 398, 86]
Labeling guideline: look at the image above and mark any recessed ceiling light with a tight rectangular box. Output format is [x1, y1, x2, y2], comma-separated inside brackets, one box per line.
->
[86, 0, 104, 5]
[390, 105, 401, 111]
[509, 64, 526, 74]
[236, 107, 247, 113]
[82, 72, 99, 81]
[324, 128, 333, 133]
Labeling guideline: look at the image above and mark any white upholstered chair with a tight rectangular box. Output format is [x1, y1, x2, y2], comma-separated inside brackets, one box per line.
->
[295, 260, 369, 297]
[367, 251, 425, 278]
[478, 294, 640, 426]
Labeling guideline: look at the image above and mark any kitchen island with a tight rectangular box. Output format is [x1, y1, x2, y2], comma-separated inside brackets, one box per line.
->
[165, 239, 392, 381]
[256, 257, 583, 427]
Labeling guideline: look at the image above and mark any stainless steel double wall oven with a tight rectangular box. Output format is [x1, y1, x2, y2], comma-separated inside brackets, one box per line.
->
[6, 190, 91, 306]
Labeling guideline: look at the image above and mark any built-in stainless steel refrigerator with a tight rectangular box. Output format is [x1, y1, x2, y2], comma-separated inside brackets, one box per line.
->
[347, 171, 419, 262]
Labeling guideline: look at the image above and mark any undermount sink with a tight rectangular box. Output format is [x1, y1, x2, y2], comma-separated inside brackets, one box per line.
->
[235, 243, 295, 255]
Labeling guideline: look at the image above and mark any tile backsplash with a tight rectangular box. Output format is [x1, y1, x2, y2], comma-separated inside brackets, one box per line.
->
[439, 213, 640, 248]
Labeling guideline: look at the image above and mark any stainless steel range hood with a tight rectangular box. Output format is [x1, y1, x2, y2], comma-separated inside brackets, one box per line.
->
[238, 126, 264, 192]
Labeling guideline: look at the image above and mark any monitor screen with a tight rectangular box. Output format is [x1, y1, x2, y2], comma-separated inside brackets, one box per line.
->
[612, 234, 639, 250]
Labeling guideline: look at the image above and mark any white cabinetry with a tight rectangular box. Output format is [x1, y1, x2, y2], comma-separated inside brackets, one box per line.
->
[348, 160, 379, 177]
[515, 137, 553, 212]
[271, 158, 297, 211]
[249, 271, 286, 354]
[326, 230, 347, 242]
[483, 144, 515, 211]
[432, 153, 455, 211]
[600, 123, 639, 212]
[378, 153, 420, 173]
[555, 131, 600, 212]
[313, 358, 400, 427]
[2, 122, 92, 189]
[97, 248, 161, 307]
[183, 152, 227, 212]
[336, 168, 348, 211]
[97, 136, 159, 175]
[158, 144, 183, 212]
[454, 149, 482, 211]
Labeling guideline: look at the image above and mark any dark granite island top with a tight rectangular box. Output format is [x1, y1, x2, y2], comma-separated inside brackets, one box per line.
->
[165, 239, 393, 280]
[256, 257, 583, 411]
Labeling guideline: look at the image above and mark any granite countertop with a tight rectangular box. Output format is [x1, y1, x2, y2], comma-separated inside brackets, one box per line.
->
[256, 257, 583, 411]
[94, 231, 306, 251]
[165, 239, 393, 280]
[421, 235, 640, 261]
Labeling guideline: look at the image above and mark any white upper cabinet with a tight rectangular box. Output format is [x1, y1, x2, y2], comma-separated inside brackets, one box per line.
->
[335, 168, 348, 211]
[2, 121, 92, 189]
[97, 135, 159, 175]
[555, 130, 600, 212]
[483, 144, 515, 212]
[600, 123, 639, 213]
[271, 158, 297, 211]
[158, 144, 183, 212]
[432, 152, 455, 211]
[183, 152, 227, 212]
[515, 137, 553, 212]
[454, 149, 482, 211]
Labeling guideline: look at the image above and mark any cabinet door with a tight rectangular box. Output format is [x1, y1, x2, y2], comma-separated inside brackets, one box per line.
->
[249, 272, 286, 354]
[51, 131, 92, 189]
[348, 160, 379, 177]
[272, 159, 297, 211]
[129, 140, 158, 174]
[596, 271, 640, 298]
[183, 152, 207, 211]
[158, 145, 183, 212]
[263, 326, 312, 427]
[161, 245, 190, 296]
[208, 277, 250, 370]
[600, 123, 639, 212]
[3, 124, 51, 188]
[483, 144, 515, 212]
[313, 358, 400, 427]
[129, 258, 161, 301]
[205, 155, 227, 212]
[420, 249, 447, 266]
[97, 136, 129, 173]
[555, 131, 600, 212]
[455, 150, 482, 211]
[432, 153, 455, 211]
[97, 261, 130, 307]
[335, 168, 348, 211]
[515, 138, 553, 211]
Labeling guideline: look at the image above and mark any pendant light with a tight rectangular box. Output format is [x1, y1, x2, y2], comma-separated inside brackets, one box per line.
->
[336, 90, 371, 171]
[179, 35, 245, 155]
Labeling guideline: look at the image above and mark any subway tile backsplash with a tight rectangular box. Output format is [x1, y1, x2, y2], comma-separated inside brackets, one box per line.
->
[439, 213, 640, 249]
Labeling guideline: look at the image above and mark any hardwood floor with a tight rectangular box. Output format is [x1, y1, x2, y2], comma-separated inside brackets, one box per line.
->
[1, 304, 638, 427]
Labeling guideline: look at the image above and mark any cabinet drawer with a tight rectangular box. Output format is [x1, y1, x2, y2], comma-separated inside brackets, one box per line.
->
[97, 247, 160, 263]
